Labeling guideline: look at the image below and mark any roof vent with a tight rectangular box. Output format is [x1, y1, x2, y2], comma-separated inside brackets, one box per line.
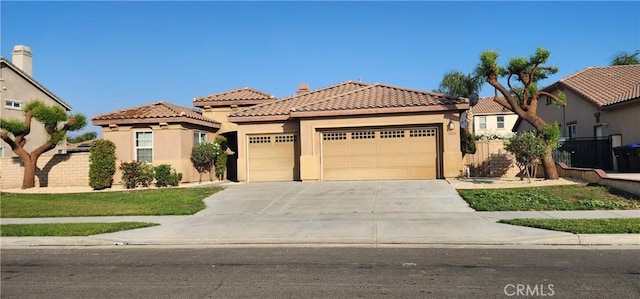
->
[296, 83, 310, 95]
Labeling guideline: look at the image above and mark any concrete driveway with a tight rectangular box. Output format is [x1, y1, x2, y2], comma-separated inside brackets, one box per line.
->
[94, 180, 576, 245]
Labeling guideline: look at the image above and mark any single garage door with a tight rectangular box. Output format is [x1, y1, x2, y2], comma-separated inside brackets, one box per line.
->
[322, 127, 438, 180]
[247, 134, 298, 182]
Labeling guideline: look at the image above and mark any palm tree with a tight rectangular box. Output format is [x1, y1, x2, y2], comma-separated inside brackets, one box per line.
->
[437, 71, 484, 133]
[610, 50, 640, 66]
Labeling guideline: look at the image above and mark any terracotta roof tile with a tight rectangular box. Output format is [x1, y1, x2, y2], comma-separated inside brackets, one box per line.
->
[291, 84, 467, 115]
[471, 97, 515, 115]
[92, 101, 219, 127]
[228, 81, 370, 120]
[543, 65, 640, 107]
[193, 87, 275, 107]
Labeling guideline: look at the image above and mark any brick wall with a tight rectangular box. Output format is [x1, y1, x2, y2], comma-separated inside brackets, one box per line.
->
[0, 152, 90, 189]
[463, 140, 520, 178]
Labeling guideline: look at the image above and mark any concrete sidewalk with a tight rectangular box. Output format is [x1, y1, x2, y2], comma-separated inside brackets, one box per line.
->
[1, 180, 639, 248]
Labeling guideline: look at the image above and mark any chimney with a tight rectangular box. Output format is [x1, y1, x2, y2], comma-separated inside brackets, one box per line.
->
[296, 83, 310, 95]
[12, 45, 33, 76]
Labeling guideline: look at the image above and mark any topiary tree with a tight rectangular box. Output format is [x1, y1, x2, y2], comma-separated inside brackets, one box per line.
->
[0, 100, 86, 189]
[460, 127, 476, 156]
[88, 139, 116, 190]
[191, 142, 217, 183]
[474, 48, 567, 179]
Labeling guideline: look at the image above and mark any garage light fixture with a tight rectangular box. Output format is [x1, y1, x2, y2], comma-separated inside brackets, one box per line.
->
[448, 120, 455, 131]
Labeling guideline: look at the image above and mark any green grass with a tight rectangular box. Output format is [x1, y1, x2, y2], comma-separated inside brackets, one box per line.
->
[0, 222, 159, 236]
[499, 218, 640, 234]
[0, 187, 223, 218]
[458, 185, 640, 211]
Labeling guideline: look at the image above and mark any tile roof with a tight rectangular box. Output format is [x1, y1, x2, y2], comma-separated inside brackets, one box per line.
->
[471, 97, 515, 115]
[542, 64, 640, 108]
[193, 87, 275, 107]
[228, 81, 370, 121]
[290, 83, 468, 117]
[1, 57, 72, 111]
[92, 101, 219, 128]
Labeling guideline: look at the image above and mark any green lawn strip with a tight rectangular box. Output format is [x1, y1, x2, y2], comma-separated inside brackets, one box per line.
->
[499, 218, 640, 234]
[458, 185, 640, 211]
[0, 222, 159, 236]
[0, 187, 223, 218]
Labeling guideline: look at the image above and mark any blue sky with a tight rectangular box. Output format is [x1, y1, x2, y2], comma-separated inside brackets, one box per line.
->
[2, 1, 639, 135]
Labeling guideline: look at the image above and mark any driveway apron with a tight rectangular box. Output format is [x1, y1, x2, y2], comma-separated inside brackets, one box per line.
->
[98, 180, 575, 245]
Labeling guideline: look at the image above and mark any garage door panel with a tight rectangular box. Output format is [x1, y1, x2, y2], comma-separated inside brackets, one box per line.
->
[322, 127, 439, 180]
[248, 134, 297, 182]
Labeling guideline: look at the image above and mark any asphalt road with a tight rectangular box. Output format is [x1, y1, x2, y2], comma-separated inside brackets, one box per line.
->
[1, 247, 639, 298]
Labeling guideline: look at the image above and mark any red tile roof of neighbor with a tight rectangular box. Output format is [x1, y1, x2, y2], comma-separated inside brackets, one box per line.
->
[229, 81, 469, 122]
[543, 64, 640, 108]
[92, 101, 219, 128]
[193, 87, 275, 107]
[471, 97, 514, 115]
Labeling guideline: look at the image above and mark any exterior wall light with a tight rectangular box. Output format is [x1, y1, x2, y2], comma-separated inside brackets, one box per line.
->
[448, 120, 455, 131]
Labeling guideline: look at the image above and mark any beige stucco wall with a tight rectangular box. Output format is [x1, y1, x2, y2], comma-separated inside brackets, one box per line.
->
[235, 112, 464, 182]
[202, 107, 238, 134]
[101, 124, 218, 184]
[0, 65, 68, 157]
[473, 114, 518, 137]
[0, 152, 89, 189]
[601, 101, 640, 145]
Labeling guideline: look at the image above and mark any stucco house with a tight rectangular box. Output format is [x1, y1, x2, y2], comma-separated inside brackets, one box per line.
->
[228, 81, 468, 182]
[514, 64, 640, 145]
[93, 81, 469, 183]
[470, 96, 517, 138]
[92, 101, 220, 183]
[0, 45, 73, 157]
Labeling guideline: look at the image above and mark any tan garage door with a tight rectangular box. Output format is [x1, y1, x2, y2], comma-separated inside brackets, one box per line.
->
[247, 134, 297, 182]
[322, 128, 438, 180]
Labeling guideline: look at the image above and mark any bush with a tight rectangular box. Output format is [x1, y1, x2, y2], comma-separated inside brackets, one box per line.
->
[460, 128, 476, 155]
[120, 161, 155, 189]
[215, 153, 227, 180]
[88, 139, 116, 190]
[154, 164, 182, 187]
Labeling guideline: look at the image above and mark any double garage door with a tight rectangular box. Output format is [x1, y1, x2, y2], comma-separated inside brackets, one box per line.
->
[321, 127, 439, 180]
[246, 127, 439, 182]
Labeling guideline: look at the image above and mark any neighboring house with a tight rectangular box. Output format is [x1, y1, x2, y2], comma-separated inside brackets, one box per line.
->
[514, 65, 640, 145]
[0, 45, 73, 157]
[91, 101, 220, 183]
[228, 81, 469, 182]
[470, 97, 517, 138]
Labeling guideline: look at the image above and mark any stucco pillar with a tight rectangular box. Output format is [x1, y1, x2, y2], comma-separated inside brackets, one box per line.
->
[299, 121, 320, 181]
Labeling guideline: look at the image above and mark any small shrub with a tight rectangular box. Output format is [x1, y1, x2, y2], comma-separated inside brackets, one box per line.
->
[139, 163, 155, 187]
[120, 161, 155, 189]
[88, 139, 116, 190]
[215, 153, 227, 180]
[154, 164, 182, 187]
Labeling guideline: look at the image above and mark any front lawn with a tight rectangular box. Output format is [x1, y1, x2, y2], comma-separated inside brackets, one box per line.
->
[0, 222, 159, 236]
[499, 218, 640, 234]
[458, 185, 639, 211]
[0, 187, 223, 218]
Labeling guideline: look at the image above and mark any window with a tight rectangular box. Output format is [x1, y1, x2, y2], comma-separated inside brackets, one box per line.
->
[567, 123, 577, 139]
[351, 131, 375, 139]
[497, 116, 505, 129]
[4, 100, 22, 110]
[409, 128, 436, 137]
[194, 132, 207, 146]
[135, 131, 153, 163]
[545, 96, 553, 105]
[478, 116, 487, 129]
[323, 132, 347, 140]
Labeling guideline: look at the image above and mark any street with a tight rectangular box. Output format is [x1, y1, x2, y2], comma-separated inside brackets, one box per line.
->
[1, 247, 639, 298]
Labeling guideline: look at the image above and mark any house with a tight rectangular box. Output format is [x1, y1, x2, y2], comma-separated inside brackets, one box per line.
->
[228, 81, 468, 182]
[514, 65, 640, 144]
[91, 101, 220, 183]
[93, 81, 469, 184]
[470, 96, 517, 138]
[0, 45, 73, 157]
